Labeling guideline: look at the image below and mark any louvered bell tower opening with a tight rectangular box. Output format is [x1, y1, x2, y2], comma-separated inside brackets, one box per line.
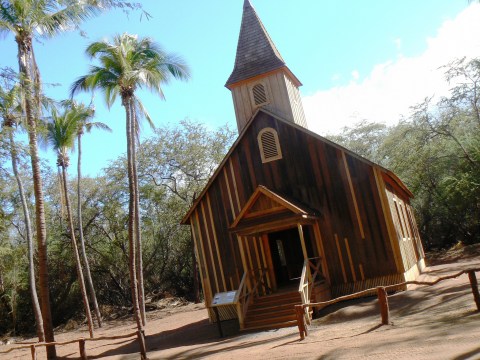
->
[252, 83, 268, 106]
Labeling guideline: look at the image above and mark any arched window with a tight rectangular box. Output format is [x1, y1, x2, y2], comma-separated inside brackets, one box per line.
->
[251, 83, 268, 106]
[258, 128, 282, 163]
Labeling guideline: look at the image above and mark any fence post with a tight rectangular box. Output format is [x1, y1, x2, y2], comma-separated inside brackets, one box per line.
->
[377, 287, 390, 325]
[79, 339, 87, 360]
[295, 305, 306, 340]
[30, 345, 36, 360]
[137, 330, 147, 360]
[468, 271, 480, 311]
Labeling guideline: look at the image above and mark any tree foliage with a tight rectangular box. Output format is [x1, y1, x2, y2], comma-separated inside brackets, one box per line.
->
[328, 57, 480, 250]
[0, 119, 234, 335]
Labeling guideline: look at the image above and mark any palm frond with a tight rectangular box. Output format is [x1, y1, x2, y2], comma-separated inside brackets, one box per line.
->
[85, 121, 111, 133]
[134, 96, 154, 131]
[70, 74, 92, 97]
[36, 0, 101, 38]
[71, 32, 190, 138]
[45, 106, 83, 161]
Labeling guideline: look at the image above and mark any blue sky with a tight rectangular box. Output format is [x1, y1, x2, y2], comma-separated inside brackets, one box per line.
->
[1, 0, 478, 177]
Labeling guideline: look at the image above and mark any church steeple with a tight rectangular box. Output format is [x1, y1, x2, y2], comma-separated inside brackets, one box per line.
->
[226, 0, 286, 86]
[227, 0, 308, 132]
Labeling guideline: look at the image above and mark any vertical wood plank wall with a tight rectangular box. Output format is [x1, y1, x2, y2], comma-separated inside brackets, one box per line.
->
[231, 70, 307, 132]
[186, 111, 424, 309]
[384, 183, 424, 272]
[283, 74, 308, 128]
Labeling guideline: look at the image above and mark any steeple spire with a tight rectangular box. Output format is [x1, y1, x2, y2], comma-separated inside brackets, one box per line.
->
[226, 0, 308, 132]
[226, 0, 286, 87]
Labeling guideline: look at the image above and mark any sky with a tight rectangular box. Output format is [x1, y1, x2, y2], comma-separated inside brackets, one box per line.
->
[1, 0, 480, 177]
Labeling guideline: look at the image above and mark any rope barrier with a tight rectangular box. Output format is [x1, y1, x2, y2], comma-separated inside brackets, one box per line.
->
[296, 268, 480, 340]
[0, 330, 146, 359]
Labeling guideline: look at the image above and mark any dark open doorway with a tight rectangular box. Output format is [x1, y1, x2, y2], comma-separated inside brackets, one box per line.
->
[268, 228, 305, 288]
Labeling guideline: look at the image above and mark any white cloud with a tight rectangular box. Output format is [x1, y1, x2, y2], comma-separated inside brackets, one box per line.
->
[303, 4, 480, 135]
[331, 73, 341, 82]
[351, 70, 360, 81]
[394, 38, 402, 50]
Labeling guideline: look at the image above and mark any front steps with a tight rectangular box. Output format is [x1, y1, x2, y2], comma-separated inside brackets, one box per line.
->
[242, 290, 303, 331]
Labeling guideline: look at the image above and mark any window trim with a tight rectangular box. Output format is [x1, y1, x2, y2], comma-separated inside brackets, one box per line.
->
[258, 127, 283, 163]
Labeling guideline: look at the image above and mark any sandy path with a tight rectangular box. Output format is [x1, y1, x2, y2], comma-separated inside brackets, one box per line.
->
[2, 256, 479, 360]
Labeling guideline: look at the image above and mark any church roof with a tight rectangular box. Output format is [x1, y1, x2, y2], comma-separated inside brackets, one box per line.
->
[225, 0, 287, 87]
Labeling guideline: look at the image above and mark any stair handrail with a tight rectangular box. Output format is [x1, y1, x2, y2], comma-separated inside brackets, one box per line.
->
[234, 268, 270, 329]
[250, 267, 271, 297]
[298, 257, 323, 325]
[234, 271, 248, 329]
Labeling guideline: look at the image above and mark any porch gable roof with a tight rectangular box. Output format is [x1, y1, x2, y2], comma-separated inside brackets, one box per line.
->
[229, 185, 318, 234]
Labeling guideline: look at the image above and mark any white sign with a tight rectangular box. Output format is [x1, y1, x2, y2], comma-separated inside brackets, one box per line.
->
[211, 291, 237, 306]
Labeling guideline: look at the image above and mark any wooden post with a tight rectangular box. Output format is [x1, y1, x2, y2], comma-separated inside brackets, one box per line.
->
[297, 224, 309, 262]
[137, 330, 147, 360]
[213, 307, 224, 338]
[79, 339, 87, 360]
[295, 305, 306, 340]
[468, 271, 480, 311]
[377, 287, 390, 325]
[30, 345, 36, 360]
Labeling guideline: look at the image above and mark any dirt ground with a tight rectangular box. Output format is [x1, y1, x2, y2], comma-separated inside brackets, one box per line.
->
[1, 247, 480, 360]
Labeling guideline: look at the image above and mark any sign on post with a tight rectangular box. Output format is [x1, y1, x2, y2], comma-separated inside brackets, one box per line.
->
[210, 291, 238, 337]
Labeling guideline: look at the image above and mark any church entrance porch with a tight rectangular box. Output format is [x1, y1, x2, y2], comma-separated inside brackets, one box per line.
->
[228, 186, 331, 330]
[236, 224, 329, 331]
[265, 226, 317, 290]
[268, 228, 304, 288]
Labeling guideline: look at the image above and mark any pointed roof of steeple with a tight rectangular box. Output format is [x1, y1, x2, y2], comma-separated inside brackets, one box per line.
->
[226, 0, 287, 87]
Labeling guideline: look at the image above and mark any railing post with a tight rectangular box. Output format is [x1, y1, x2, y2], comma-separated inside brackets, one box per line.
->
[79, 339, 87, 360]
[295, 305, 306, 340]
[468, 271, 480, 311]
[246, 270, 252, 293]
[137, 330, 147, 360]
[30, 344, 36, 360]
[304, 305, 312, 327]
[236, 302, 244, 330]
[377, 287, 390, 325]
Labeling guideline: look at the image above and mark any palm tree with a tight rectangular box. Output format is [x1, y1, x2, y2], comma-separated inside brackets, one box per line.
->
[0, 1, 101, 354]
[46, 108, 95, 338]
[0, 82, 44, 341]
[62, 99, 111, 328]
[71, 33, 190, 329]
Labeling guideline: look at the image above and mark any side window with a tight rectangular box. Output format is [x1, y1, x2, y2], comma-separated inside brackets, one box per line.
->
[258, 127, 283, 163]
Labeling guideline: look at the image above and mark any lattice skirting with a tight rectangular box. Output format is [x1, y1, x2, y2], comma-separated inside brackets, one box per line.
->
[331, 273, 407, 298]
[207, 304, 238, 323]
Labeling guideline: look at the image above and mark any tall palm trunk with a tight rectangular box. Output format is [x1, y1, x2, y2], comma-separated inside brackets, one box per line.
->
[7, 129, 45, 341]
[60, 164, 95, 338]
[131, 106, 146, 326]
[77, 132, 102, 328]
[124, 95, 142, 330]
[58, 167, 65, 225]
[16, 37, 56, 359]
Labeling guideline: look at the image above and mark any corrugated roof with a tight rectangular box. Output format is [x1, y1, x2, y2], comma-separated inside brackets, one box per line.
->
[225, 0, 286, 87]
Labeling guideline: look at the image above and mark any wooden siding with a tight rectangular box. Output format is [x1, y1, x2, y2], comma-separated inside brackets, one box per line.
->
[231, 70, 306, 132]
[384, 183, 424, 272]
[284, 73, 308, 128]
[331, 273, 407, 298]
[186, 111, 421, 315]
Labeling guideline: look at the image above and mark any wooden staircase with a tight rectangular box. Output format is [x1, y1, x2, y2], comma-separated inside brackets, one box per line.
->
[242, 290, 302, 331]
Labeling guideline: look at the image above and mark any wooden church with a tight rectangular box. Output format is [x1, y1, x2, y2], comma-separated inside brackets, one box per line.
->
[181, 0, 425, 331]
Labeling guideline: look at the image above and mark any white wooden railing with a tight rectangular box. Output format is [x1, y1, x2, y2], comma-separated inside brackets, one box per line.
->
[298, 257, 323, 325]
